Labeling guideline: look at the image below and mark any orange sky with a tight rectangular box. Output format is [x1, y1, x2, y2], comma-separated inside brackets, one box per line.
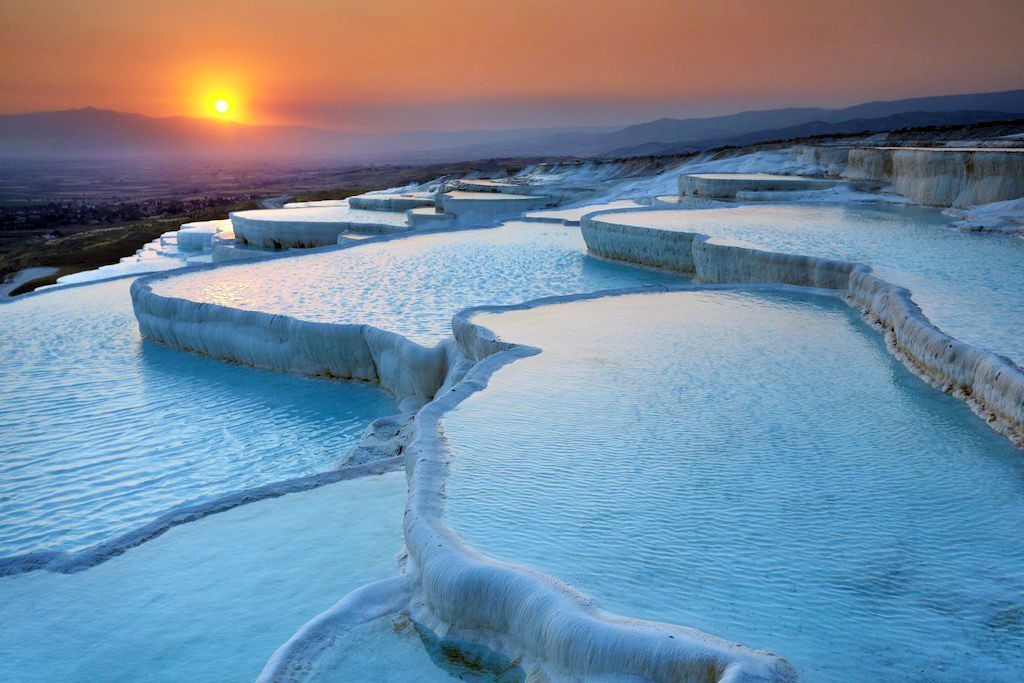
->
[2, 0, 1022, 131]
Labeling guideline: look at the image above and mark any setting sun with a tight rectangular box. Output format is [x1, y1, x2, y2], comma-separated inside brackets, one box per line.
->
[203, 90, 241, 120]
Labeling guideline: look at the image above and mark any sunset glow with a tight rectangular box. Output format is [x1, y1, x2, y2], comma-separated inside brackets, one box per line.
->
[204, 92, 239, 120]
[1, 0, 1022, 132]
[2, 0, 1024, 679]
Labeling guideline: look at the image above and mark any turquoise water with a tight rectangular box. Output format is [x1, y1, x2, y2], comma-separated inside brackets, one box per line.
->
[306, 614, 522, 682]
[445, 290, 1024, 680]
[0, 279, 397, 558]
[594, 204, 1024, 365]
[0, 474, 407, 681]
[154, 221, 686, 345]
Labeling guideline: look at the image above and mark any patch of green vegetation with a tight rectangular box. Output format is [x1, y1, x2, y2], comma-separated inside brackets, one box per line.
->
[0, 198, 260, 291]
[0, 157, 561, 293]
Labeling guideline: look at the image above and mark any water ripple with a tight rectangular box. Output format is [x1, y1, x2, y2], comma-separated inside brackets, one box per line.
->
[445, 289, 1024, 680]
[0, 279, 397, 558]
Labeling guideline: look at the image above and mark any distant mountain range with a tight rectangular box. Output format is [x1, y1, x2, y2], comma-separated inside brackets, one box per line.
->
[600, 109, 1023, 158]
[2, 88, 1023, 163]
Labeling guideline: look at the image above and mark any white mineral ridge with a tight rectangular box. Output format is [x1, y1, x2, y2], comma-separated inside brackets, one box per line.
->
[944, 196, 1024, 235]
[231, 206, 411, 249]
[438, 191, 551, 226]
[678, 172, 837, 198]
[119, 148, 1024, 679]
[176, 219, 232, 251]
[845, 147, 1024, 207]
[581, 209, 1024, 444]
[348, 192, 436, 211]
[524, 199, 642, 225]
[282, 199, 351, 208]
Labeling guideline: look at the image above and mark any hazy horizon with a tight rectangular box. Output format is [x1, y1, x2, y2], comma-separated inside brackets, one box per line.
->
[3, 0, 1024, 133]
[6, 85, 1024, 138]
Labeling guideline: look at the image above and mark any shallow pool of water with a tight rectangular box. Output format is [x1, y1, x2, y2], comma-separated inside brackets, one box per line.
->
[524, 199, 641, 224]
[0, 279, 397, 558]
[688, 173, 812, 180]
[306, 614, 522, 682]
[234, 204, 409, 227]
[0, 473, 407, 682]
[445, 289, 1024, 680]
[153, 221, 686, 345]
[592, 203, 1024, 364]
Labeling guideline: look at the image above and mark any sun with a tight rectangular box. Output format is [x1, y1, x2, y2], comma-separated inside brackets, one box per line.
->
[204, 94, 235, 119]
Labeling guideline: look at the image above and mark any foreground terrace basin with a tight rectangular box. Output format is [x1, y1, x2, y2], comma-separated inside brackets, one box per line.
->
[588, 203, 1024, 364]
[446, 289, 1024, 680]
[0, 473, 408, 680]
[149, 221, 685, 347]
[0, 279, 396, 563]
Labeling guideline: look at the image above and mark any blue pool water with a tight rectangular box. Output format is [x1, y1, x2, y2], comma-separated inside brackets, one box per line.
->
[594, 204, 1024, 365]
[0, 279, 397, 558]
[306, 614, 521, 681]
[444, 290, 1024, 680]
[0, 473, 407, 681]
[154, 221, 686, 345]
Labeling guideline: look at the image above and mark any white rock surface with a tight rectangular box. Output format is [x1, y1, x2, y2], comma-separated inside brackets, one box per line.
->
[845, 147, 1024, 207]
[176, 219, 232, 252]
[231, 206, 411, 249]
[438, 191, 551, 226]
[679, 173, 837, 198]
[581, 209, 1024, 444]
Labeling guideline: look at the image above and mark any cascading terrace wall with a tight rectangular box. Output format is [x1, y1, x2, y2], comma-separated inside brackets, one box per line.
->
[131, 243, 797, 682]
[844, 148, 1024, 208]
[131, 202, 1023, 680]
[581, 209, 1024, 445]
[131, 276, 458, 400]
[231, 211, 411, 250]
[402, 307, 796, 681]
[678, 174, 837, 199]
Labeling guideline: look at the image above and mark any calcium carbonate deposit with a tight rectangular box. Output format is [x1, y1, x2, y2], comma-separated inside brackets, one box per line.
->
[149, 221, 684, 346]
[0, 278, 397, 564]
[0, 474, 407, 681]
[445, 289, 1024, 680]
[6, 140, 1024, 681]
[585, 203, 1024, 364]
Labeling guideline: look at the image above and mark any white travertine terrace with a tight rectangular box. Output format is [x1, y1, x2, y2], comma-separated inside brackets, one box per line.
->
[176, 219, 232, 252]
[678, 173, 838, 198]
[129, 236, 792, 681]
[347, 192, 437, 211]
[243, 286, 803, 682]
[438, 191, 554, 226]
[229, 189, 553, 248]
[125, 155, 1024, 679]
[230, 206, 412, 249]
[524, 199, 642, 225]
[405, 302, 797, 680]
[451, 178, 536, 194]
[792, 145, 853, 178]
[282, 199, 351, 208]
[406, 205, 456, 229]
[132, 272, 457, 399]
[844, 147, 1024, 207]
[581, 208, 1024, 445]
